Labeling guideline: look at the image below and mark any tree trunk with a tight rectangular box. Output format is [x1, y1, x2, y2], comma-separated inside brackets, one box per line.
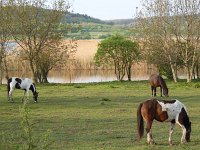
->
[196, 57, 199, 79]
[119, 64, 126, 81]
[37, 72, 42, 83]
[0, 60, 3, 84]
[170, 64, 178, 83]
[42, 76, 48, 83]
[126, 64, 132, 81]
[42, 70, 49, 83]
[3, 57, 9, 80]
[186, 65, 192, 82]
[186, 55, 196, 82]
[169, 55, 178, 82]
[196, 62, 199, 79]
[30, 60, 38, 83]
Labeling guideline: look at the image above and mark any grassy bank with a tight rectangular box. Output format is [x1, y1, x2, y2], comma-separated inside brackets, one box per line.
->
[0, 81, 200, 149]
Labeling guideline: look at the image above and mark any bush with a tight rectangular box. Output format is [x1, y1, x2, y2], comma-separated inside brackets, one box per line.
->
[159, 65, 173, 80]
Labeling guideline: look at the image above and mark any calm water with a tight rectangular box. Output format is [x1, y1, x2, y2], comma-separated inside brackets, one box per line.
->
[47, 69, 151, 83]
[4, 66, 154, 84]
[4, 63, 189, 84]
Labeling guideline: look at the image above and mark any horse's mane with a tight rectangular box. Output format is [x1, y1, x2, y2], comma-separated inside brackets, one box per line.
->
[159, 76, 168, 90]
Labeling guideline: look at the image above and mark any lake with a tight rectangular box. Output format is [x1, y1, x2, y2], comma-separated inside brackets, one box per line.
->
[47, 69, 152, 83]
[4, 64, 155, 84]
[3, 66, 189, 84]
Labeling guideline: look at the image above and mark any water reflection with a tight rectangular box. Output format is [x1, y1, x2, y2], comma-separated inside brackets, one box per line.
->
[48, 70, 117, 83]
[5, 66, 154, 84]
[47, 65, 154, 83]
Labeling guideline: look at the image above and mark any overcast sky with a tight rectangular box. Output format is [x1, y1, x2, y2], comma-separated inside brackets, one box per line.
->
[69, 0, 141, 20]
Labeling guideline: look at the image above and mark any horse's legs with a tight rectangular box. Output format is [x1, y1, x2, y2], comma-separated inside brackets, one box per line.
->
[151, 86, 154, 96]
[180, 125, 187, 144]
[146, 120, 154, 144]
[154, 87, 156, 97]
[151, 86, 156, 97]
[22, 90, 29, 102]
[169, 123, 175, 145]
[8, 88, 13, 102]
[160, 86, 163, 97]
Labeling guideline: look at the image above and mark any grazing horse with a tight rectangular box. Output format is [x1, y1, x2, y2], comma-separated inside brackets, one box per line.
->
[137, 99, 191, 145]
[8, 77, 39, 102]
[149, 74, 168, 97]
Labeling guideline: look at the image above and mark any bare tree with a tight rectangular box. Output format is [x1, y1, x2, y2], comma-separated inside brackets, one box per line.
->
[8, 0, 72, 83]
[135, 0, 200, 82]
[134, 0, 179, 82]
[36, 40, 77, 83]
[0, 0, 11, 83]
[172, 0, 200, 82]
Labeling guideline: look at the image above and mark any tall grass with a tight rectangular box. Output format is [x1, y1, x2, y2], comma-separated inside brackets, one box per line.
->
[0, 99, 53, 150]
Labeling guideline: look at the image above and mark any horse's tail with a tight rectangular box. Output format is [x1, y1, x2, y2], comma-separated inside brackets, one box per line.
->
[137, 103, 144, 139]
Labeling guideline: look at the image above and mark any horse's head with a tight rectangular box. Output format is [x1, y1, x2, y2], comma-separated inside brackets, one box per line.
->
[33, 92, 39, 102]
[163, 88, 169, 97]
[186, 121, 191, 142]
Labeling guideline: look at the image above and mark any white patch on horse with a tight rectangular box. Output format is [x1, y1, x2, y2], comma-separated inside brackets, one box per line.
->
[157, 100, 185, 122]
[8, 77, 38, 102]
[19, 78, 32, 89]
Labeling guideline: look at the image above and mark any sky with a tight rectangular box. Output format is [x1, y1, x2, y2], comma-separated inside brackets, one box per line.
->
[69, 0, 141, 20]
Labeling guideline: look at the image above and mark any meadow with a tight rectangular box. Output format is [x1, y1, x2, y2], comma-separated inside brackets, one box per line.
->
[0, 81, 200, 149]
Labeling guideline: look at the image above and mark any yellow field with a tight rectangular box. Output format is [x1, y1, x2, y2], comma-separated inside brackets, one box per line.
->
[74, 39, 101, 61]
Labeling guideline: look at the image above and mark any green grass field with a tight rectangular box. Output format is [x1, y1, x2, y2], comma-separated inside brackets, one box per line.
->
[0, 81, 200, 149]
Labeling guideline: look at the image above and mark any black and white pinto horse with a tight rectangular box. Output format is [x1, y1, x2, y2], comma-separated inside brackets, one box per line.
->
[137, 99, 191, 145]
[8, 77, 39, 102]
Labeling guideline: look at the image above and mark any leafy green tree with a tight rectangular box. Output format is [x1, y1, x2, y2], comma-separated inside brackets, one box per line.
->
[94, 35, 140, 81]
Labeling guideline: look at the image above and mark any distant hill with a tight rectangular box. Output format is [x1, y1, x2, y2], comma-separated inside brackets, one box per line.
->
[64, 13, 113, 25]
[63, 12, 135, 40]
[105, 19, 134, 25]
[64, 13, 134, 26]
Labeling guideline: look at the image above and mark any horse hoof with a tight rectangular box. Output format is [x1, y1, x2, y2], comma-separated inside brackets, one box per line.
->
[181, 141, 188, 145]
[148, 140, 155, 145]
[150, 142, 155, 145]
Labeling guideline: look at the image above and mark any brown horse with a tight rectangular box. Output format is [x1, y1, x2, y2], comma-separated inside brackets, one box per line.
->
[137, 99, 191, 145]
[149, 74, 168, 97]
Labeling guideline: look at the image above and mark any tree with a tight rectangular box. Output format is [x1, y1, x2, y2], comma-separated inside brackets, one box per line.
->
[36, 40, 77, 83]
[124, 40, 140, 81]
[94, 34, 140, 81]
[135, 0, 200, 82]
[0, 0, 11, 83]
[170, 0, 200, 82]
[134, 0, 180, 82]
[8, 0, 73, 83]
